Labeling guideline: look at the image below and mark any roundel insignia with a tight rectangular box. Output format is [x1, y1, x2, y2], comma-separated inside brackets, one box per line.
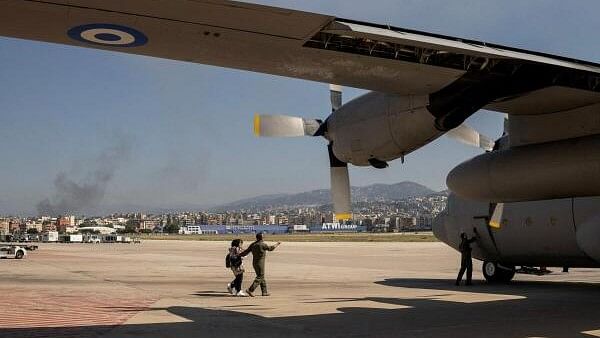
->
[68, 24, 148, 47]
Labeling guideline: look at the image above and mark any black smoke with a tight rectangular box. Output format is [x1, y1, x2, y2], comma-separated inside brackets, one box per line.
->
[36, 138, 132, 216]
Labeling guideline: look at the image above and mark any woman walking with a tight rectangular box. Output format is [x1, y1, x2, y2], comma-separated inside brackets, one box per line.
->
[227, 239, 248, 297]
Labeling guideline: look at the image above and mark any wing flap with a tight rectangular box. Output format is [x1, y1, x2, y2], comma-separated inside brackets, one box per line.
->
[486, 87, 600, 115]
[323, 20, 600, 73]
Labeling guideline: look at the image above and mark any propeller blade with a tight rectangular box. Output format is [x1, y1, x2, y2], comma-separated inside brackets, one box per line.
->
[254, 114, 321, 137]
[328, 144, 352, 221]
[489, 203, 504, 229]
[330, 84, 342, 112]
[447, 124, 495, 151]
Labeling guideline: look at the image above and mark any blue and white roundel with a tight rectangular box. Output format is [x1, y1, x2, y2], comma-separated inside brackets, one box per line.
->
[68, 24, 148, 47]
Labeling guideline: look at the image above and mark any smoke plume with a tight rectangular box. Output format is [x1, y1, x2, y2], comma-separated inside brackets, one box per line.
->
[36, 138, 132, 216]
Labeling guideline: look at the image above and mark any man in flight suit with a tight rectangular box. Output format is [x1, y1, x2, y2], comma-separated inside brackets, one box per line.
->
[241, 232, 281, 297]
[455, 229, 478, 286]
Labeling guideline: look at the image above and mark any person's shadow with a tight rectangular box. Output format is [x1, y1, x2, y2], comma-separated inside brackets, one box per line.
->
[3, 278, 600, 337]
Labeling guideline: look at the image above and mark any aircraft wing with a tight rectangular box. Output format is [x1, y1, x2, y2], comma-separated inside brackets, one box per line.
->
[1, 0, 599, 113]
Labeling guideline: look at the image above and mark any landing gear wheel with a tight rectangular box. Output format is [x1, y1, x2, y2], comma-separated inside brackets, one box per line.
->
[483, 261, 515, 283]
[15, 250, 24, 259]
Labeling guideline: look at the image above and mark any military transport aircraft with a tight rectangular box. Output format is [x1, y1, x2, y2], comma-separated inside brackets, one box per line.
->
[1, 1, 600, 282]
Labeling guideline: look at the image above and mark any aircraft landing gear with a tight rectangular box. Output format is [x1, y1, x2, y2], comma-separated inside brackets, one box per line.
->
[483, 261, 515, 283]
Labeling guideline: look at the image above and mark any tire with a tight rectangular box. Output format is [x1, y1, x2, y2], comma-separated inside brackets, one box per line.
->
[15, 250, 24, 259]
[483, 261, 515, 283]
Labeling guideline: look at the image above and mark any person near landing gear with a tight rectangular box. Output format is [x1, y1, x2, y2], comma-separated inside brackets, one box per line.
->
[455, 229, 479, 286]
[240, 232, 281, 297]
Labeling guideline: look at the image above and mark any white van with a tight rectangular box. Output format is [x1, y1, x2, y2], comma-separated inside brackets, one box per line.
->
[42, 231, 59, 243]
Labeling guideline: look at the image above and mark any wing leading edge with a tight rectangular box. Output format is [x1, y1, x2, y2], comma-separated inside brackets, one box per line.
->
[0, 0, 599, 115]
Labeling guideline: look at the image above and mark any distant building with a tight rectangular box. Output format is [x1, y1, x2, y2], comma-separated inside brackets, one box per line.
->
[42, 222, 57, 232]
[9, 220, 22, 233]
[65, 226, 78, 233]
[0, 219, 9, 235]
[187, 225, 202, 234]
[371, 224, 389, 233]
[398, 217, 417, 231]
[141, 219, 161, 231]
[26, 222, 43, 233]
[417, 214, 434, 229]
[288, 224, 309, 233]
[57, 217, 72, 233]
[207, 214, 224, 225]
[179, 218, 193, 227]
[112, 224, 126, 232]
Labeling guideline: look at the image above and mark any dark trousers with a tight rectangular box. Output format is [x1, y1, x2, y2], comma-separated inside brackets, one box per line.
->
[231, 273, 243, 293]
[455, 256, 473, 285]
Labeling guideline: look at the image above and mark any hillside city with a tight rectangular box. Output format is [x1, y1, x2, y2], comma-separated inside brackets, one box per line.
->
[0, 182, 448, 237]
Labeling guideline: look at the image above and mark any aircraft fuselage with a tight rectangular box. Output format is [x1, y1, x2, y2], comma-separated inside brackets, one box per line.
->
[433, 193, 600, 269]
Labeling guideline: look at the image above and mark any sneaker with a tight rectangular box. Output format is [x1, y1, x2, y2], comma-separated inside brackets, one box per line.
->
[227, 284, 234, 295]
[246, 289, 255, 297]
[236, 290, 249, 297]
[262, 292, 271, 297]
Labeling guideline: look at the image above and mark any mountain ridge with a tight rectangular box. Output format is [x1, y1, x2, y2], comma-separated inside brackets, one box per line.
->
[213, 181, 442, 211]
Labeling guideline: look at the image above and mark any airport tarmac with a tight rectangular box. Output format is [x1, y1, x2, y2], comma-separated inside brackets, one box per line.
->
[2, 240, 600, 338]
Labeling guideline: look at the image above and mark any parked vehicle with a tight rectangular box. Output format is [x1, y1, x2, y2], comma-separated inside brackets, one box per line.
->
[84, 234, 101, 244]
[42, 231, 59, 243]
[102, 234, 117, 243]
[64, 234, 83, 243]
[0, 234, 14, 242]
[0, 245, 27, 259]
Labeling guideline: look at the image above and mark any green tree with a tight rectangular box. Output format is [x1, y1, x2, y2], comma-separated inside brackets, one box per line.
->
[27, 228, 39, 234]
[163, 223, 180, 234]
[125, 219, 139, 233]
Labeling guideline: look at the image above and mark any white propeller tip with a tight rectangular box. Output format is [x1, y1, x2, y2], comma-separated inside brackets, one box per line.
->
[329, 84, 342, 92]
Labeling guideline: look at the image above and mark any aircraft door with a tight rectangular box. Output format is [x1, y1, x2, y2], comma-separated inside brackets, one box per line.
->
[573, 197, 600, 264]
[471, 205, 502, 262]
[438, 194, 499, 261]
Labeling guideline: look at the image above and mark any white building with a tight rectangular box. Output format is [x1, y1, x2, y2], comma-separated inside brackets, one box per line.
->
[187, 225, 203, 234]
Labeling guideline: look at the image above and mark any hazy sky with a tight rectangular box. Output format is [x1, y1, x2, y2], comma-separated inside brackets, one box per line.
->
[1, 0, 599, 215]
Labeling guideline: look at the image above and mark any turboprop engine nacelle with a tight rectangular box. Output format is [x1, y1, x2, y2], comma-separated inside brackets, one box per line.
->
[447, 134, 600, 202]
[327, 92, 444, 166]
